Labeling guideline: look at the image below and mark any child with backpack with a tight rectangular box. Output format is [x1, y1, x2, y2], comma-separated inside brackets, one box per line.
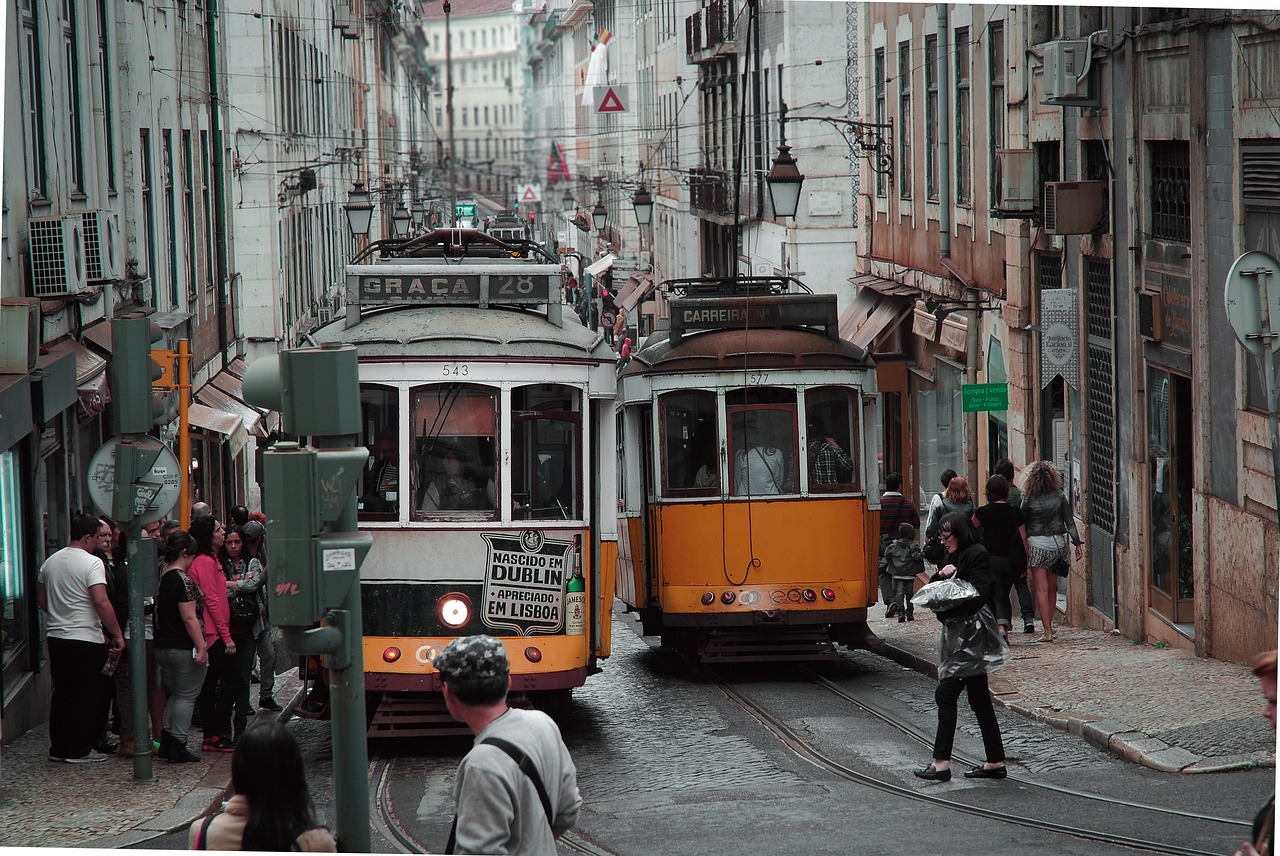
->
[880, 523, 925, 622]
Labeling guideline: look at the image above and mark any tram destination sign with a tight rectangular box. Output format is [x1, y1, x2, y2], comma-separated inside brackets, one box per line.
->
[669, 294, 838, 342]
[346, 265, 555, 307]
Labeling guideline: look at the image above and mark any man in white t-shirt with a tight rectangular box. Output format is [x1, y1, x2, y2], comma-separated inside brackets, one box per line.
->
[37, 513, 125, 763]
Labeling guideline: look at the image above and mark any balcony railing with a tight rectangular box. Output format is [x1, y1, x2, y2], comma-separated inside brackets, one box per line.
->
[684, 0, 734, 60]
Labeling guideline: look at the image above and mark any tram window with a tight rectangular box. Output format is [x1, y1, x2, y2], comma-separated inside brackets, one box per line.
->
[513, 384, 581, 520]
[359, 384, 400, 522]
[659, 390, 719, 497]
[410, 384, 497, 518]
[804, 387, 861, 492]
[726, 388, 798, 496]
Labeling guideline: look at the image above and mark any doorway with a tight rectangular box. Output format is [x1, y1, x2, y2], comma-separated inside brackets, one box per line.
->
[1147, 370, 1194, 625]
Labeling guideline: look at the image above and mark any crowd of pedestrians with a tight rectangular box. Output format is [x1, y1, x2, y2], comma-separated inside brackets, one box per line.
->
[35, 499, 279, 765]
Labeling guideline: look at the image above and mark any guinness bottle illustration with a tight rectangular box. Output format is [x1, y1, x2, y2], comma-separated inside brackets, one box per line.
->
[565, 534, 586, 634]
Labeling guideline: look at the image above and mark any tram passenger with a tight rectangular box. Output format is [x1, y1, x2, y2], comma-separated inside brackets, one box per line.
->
[437, 635, 582, 855]
[915, 511, 1008, 783]
[805, 419, 855, 486]
[419, 445, 495, 512]
[361, 430, 400, 514]
[733, 423, 792, 495]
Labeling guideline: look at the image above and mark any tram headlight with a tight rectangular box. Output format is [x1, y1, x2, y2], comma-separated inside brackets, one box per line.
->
[436, 593, 473, 629]
[383, 647, 402, 663]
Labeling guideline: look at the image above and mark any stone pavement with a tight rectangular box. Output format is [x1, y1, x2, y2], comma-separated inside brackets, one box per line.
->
[1, 615, 1275, 848]
[870, 606, 1278, 774]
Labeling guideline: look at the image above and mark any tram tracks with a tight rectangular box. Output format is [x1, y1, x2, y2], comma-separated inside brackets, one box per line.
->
[704, 665, 1246, 856]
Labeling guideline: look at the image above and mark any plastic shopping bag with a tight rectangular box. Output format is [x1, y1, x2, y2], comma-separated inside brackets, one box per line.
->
[911, 577, 983, 612]
[938, 606, 1010, 680]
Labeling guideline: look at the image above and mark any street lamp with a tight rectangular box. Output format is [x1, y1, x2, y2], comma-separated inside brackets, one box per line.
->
[631, 184, 653, 227]
[765, 144, 804, 219]
[410, 199, 426, 230]
[591, 199, 608, 231]
[392, 203, 412, 238]
[562, 189, 575, 215]
[343, 181, 374, 236]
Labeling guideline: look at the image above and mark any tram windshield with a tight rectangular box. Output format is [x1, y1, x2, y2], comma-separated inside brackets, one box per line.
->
[727, 388, 798, 496]
[512, 384, 582, 520]
[660, 390, 719, 496]
[358, 384, 401, 522]
[411, 384, 498, 518]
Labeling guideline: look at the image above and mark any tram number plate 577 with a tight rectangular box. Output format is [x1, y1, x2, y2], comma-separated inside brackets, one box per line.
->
[441, 363, 470, 377]
[748, 372, 769, 385]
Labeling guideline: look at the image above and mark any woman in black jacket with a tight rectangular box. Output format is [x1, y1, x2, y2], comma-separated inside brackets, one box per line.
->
[914, 511, 1008, 783]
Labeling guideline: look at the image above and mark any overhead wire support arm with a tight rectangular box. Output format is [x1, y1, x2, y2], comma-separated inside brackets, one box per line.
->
[780, 102, 895, 177]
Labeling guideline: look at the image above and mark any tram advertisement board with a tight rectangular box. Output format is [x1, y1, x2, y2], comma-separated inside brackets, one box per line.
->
[348, 269, 554, 305]
[480, 531, 575, 635]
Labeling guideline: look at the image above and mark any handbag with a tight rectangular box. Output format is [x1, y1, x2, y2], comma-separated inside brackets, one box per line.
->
[923, 535, 947, 565]
[227, 589, 259, 628]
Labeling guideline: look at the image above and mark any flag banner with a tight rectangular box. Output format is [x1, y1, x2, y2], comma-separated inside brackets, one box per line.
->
[547, 142, 571, 186]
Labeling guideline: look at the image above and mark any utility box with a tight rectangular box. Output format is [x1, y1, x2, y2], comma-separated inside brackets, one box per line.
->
[0, 298, 41, 373]
[996, 149, 1037, 213]
[1042, 39, 1099, 106]
[1043, 181, 1107, 234]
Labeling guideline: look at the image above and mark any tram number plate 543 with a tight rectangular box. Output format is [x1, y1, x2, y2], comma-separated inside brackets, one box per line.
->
[441, 363, 470, 377]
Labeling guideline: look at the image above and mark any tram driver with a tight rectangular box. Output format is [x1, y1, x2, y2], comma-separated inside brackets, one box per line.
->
[418, 442, 496, 512]
[361, 429, 400, 514]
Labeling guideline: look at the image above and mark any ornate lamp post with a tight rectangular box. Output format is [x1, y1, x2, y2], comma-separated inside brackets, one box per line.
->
[343, 181, 374, 236]
[631, 184, 653, 227]
[591, 199, 608, 232]
[391, 203, 412, 238]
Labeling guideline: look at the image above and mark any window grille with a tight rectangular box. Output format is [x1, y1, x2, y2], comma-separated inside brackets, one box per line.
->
[1037, 251, 1063, 292]
[1150, 140, 1191, 243]
[1085, 256, 1115, 535]
[1085, 256, 1112, 340]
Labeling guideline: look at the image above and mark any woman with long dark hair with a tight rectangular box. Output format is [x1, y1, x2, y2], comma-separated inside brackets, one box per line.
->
[188, 721, 335, 850]
[972, 474, 1029, 640]
[914, 511, 1007, 783]
[221, 524, 263, 739]
[154, 530, 206, 762]
[188, 515, 239, 752]
[1021, 461, 1083, 643]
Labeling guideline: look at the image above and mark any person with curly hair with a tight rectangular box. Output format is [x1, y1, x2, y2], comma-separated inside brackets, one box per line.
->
[1021, 461, 1083, 643]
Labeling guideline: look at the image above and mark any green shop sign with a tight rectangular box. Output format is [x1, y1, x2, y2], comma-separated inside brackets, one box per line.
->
[961, 382, 1009, 413]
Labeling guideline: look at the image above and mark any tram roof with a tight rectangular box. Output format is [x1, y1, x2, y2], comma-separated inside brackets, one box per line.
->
[622, 325, 874, 376]
[311, 304, 615, 363]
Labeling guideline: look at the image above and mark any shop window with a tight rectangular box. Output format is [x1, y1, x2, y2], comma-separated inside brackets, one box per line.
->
[916, 361, 964, 511]
[2, 451, 28, 675]
[512, 384, 581, 520]
[660, 389, 719, 497]
[412, 383, 498, 519]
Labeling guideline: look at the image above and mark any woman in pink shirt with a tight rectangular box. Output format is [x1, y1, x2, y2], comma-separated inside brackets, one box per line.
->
[188, 516, 240, 752]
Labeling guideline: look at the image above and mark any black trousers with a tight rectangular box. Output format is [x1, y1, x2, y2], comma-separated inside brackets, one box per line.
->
[197, 640, 246, 739]
[47, 637, 110, 759]
[932, 672, 1005, 763]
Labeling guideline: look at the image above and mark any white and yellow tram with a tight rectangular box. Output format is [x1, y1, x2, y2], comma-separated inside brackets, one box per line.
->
[310, 229, 618, 735]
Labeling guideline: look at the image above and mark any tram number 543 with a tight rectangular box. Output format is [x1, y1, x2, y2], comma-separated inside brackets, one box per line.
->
[441, 363, 470, 377]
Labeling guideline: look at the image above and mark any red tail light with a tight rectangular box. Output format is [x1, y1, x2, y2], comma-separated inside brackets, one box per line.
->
[382, 647, 401, 663]
[821, 588, 837, 602]
[721, 591, 736, 604]
[802, 589, 817, 603]
[524, 647, 542, 663]
[701, 592, 716, 605]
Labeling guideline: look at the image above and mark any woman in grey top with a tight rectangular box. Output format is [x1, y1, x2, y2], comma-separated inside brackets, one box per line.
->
[1022, 461, 1083, 642]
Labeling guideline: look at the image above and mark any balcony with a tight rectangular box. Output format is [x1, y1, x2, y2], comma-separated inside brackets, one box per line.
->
[689, 167, 754, 222]
[685, 0, 736, 63]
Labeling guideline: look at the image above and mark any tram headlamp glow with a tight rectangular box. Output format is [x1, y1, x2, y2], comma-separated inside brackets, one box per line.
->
[436, 593, 473, 629]
[382, 647, 402, 663]
[524, 646, 543, 663]
[721, 590, 736, 605]
[701, 592, 716, 606]
[802, 589, 817, 603]
[821, 588, 837, 602]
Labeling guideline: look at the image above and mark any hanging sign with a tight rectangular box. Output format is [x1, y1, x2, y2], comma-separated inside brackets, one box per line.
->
[1040, 288, 1079, 390]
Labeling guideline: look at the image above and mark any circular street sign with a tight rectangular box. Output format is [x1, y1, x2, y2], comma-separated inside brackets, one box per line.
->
[87, 437, 183, 525]
[600, 309, 617, 328]
[1224, 250, 1280, 356]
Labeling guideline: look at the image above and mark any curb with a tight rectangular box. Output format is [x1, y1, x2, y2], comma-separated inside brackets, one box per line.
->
[877, 641, 1275, 775]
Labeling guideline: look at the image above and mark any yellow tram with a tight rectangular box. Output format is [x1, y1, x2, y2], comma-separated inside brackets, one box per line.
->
[308, 228, 618, 735]
[615, 278, 882, 661]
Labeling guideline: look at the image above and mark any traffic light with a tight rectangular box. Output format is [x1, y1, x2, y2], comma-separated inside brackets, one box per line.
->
[243, 347, 361, 438]
[529, 212, 537, 226]
[111, 314, 171, 434]
[513, 200, 519, 211]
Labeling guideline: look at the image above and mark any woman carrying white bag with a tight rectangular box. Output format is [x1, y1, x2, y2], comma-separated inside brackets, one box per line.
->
[911, 511, 1011, 783]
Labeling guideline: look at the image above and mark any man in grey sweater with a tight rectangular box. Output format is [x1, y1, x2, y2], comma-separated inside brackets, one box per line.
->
[438, 635, 582, 855]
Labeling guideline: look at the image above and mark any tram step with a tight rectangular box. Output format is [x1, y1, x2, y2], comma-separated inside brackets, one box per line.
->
[699, 628, 840, 663]
[367, 693, 471, 738]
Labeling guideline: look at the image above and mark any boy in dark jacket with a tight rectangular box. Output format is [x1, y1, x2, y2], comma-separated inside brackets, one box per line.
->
[880, 523, 925, 622]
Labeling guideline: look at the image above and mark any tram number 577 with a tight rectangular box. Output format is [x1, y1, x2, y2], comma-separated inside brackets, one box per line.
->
[747, 372, 769, 385]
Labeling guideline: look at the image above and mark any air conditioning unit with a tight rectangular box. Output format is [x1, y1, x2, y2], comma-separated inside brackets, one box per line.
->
[28, 216, 87, 297]
[996, 149, 1036, 213]
[82, 210, 123, 282]
[1042, 40, 1098, 105]
[1043, 181, 1107, 234]
[0, 297, 41, 373]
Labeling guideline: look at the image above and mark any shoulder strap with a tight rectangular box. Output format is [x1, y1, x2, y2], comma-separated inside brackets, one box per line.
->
[196, 813, 215, 850]
[481, 737, 554, 826]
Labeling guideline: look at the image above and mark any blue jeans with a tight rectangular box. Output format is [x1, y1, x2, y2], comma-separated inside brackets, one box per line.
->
[156, 647, 207, 745]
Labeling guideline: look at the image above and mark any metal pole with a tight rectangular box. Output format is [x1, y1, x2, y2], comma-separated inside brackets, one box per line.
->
[126, 524, 154, 780]
[445, 1, 456, 227]
[1249, 266, 1280, 523]
[178, 339, 192, 527]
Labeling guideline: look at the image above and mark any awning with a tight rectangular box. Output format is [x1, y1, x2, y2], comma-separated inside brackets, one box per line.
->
[584, 253, 616, 278]
[616, 273, 655, 313]
[912, 299, 969, 350]
[838, 276, 917, 352]
[47, 338, 110, 418]
[195, 381, 267, 437]
[188, 402, 249, 458]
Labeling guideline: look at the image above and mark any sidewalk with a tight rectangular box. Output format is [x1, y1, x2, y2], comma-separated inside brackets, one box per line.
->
[1, 619, 1275, 849]
[870, 607, 1277, 774]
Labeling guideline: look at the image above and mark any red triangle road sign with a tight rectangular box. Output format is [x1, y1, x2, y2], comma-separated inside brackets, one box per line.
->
[598, 87, 625, 113]
[521, 187, 538, 202]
